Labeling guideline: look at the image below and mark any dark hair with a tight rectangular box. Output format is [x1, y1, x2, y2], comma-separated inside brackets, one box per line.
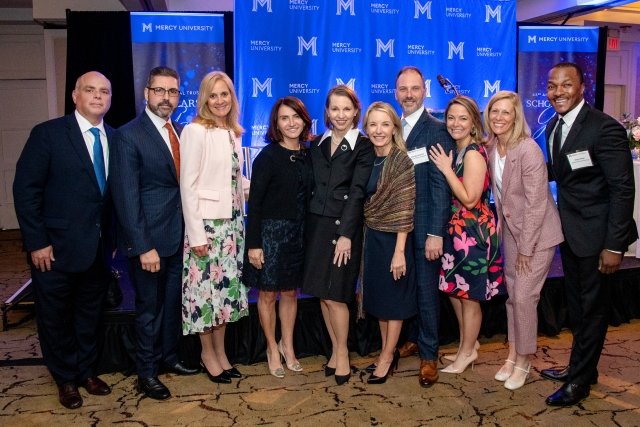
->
[551, 62, 584, 84]
[266, 97, 313, 144]
[323, 85, 361, 129]
[395, 66, 425, 85]
[445, 96, 486, 145]
[146, 66, 180, 87]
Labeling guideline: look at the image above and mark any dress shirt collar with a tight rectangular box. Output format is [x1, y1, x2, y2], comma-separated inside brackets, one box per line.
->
[556, 98, 585, 130]
[402, 106, 425, 128]
[74, 110, 105, 136]
[319, 127, 360, 150]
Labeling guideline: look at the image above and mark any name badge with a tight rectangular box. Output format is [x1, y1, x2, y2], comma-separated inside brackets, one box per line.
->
[407, 147, 429, 165]
[567, 150, 593, 171]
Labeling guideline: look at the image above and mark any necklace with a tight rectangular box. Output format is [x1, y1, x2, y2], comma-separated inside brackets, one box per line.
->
[331, 134, 342, 146]
[373, 157, 387, 167]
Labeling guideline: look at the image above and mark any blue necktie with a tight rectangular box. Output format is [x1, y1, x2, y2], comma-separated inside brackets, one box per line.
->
[90, 127, 106, 194]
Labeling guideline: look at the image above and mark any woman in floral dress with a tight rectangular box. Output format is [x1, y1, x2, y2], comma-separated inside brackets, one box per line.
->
[429, 96, 504, 374]
[180, 71, 249, 384]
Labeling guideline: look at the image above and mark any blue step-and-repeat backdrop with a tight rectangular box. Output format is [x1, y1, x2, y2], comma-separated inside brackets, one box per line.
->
[235, 0, 517, 147]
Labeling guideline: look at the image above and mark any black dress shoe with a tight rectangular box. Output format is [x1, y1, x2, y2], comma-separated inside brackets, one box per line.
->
[164, 361, 199, 376]
[224, 367, 242, 378]
[58, 382, 83, 409]
[137, 377, 171, 400]
[546, 383, 590, 407]
[79, 376, 111, 395]
[335, 372, 351, 385]
[540, 366, 569, 382]
[541, 366, 597, 385]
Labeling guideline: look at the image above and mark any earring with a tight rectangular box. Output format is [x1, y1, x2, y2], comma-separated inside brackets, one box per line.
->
[470, 127, 476, 136]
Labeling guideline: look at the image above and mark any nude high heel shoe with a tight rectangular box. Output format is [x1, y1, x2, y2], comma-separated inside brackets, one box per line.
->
[266, 351, 285, 379]
[278, 340, 303, 372]
[440, 350, 478, 374]
[443, 340, 480, 362]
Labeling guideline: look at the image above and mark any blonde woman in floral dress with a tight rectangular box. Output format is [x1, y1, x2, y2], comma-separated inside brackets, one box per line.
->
[180, 71, 249, 384]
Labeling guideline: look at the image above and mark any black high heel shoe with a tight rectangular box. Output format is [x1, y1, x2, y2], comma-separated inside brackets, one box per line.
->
[200, 361, 232, 384]
[323, 364, 336, 377]
[224, 367, 242, 378]
[367, 350, 400, 385]
[335, 372, 351, 385]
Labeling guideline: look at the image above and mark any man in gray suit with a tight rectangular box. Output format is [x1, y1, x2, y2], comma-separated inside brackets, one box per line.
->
[110, 66, 197, 401]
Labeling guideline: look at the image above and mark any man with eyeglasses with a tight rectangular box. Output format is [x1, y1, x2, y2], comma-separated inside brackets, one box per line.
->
[14, 71, 114, 409]
[110, 66, 198, 401]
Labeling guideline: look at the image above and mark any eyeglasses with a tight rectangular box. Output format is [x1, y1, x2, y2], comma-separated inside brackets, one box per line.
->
[147, 87, 181, 97]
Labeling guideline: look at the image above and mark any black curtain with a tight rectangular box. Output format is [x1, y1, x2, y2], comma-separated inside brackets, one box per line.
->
[66, 11, 136, 128]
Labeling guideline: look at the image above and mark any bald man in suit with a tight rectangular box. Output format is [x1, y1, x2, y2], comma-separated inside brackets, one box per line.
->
[14, 71, 114, 409]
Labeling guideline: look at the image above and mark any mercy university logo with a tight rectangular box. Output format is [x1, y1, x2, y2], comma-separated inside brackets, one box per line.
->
[376, 39, 395, 58]
[336, 0, 355, 15]
[414, 1, 432, 19]
[142, 22, 152, 32]
[252, 0, 272, 12]
[252, 78, 273, 97]
[297, 36, 318, 56]
[448, 41, 464, 59]
[485, 5, 501, 23]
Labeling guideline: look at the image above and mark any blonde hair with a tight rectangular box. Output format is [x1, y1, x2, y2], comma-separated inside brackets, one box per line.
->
[193, 71, 243, 137]
[363, 101, 406, 152]
[484, 90, 530, 149]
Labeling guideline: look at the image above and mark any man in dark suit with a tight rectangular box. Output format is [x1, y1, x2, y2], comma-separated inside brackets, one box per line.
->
[542, 62, 637, 406]
[13, 71, 114, 409]
[394, 66, 454, 387]
[110, 66, 197, 401]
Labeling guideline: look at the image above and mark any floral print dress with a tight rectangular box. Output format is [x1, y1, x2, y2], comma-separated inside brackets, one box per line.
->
[182, 145, 249, 334]
[439, 144, 504, 301]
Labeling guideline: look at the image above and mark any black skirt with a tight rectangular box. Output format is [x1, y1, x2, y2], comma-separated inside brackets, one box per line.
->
[302, 213, 363, 303]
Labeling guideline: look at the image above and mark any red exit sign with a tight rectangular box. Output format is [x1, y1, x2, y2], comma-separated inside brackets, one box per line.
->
[608, 36, 620, 51]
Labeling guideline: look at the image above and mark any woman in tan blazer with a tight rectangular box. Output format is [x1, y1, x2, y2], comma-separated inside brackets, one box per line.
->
[180, 71, 250, 384]
[485, 91, 564, 390]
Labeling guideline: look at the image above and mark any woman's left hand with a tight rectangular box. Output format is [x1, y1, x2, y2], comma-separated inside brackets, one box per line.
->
[428, 143, 453, 173]
[390, 251, 406, 281]
[515, 253, 533, 276]
[333, 236, 352, 267]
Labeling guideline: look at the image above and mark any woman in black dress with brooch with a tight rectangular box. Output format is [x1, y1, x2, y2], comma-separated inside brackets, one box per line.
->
[244, 97, 313, 379]
[302, 85, 374, 385]
[361, 102, 416, 384]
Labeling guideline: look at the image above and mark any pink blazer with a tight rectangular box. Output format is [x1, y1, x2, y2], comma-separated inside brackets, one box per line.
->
[180, 123, 248, 247]
[487, 137, 563, 256]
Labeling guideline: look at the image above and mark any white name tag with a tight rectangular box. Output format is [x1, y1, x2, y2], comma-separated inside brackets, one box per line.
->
[567, 150, 593, 170]
[407, 147, 429, 165]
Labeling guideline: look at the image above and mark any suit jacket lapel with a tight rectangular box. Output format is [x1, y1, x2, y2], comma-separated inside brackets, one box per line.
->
[501, 145, 516, 197]
[405, 110, 429, 149]
[559, 103, 589, 155]
[140, 113, 178, 181]
[66, 115, 102, 193]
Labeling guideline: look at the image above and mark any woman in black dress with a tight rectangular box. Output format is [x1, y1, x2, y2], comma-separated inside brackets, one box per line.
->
[361, 102, 416, 384]
[302, 85, 374, 385]
[244, 97, 313, 379]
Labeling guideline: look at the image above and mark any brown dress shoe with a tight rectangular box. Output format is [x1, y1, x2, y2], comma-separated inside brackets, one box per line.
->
[419, 360, 439, 388]
[79, 376, 111, 395]
[57, 382, 83, 409]
[398, 341, 419, 358]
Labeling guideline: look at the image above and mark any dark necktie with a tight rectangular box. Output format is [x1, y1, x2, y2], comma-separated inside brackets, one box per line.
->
[164, 122, 180, 181]
[89, 127, 106, 194]
[552, 118, 564, 164]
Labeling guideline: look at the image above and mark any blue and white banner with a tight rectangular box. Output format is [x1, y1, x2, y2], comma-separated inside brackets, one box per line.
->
[517, 26, 600, 158]
[130, 12, 226, 125]
[235, 0, 516, 147]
